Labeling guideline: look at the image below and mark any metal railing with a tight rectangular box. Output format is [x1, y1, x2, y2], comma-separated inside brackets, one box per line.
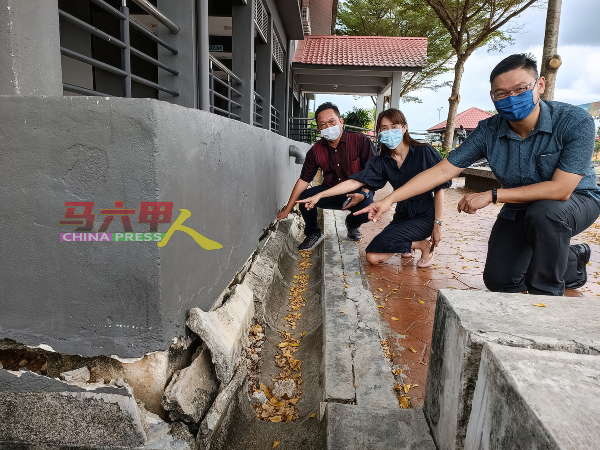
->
[288, 118, 376, 144]
[253, 92, 264, 127]
[59, 0, 179, 98]
[271, 106, 281, 134]
[209, 55, 242, 121]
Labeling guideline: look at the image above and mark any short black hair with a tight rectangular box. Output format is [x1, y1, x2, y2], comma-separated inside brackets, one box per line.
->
[315, 102, 341, 122]
[489, 53, 538, 84]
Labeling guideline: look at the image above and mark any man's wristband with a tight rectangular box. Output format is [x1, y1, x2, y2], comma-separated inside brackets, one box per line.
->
[492, 188, 498, 204]
[434, 220, 443, 226]
[359, 190, 369, 199]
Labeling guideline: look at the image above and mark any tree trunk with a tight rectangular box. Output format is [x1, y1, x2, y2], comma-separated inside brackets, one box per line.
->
[540, 0, 563, 101]
[442, 56, 466, 154]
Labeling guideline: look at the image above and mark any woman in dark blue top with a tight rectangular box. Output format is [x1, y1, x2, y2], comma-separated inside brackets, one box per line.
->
[298, 108, 451, 267]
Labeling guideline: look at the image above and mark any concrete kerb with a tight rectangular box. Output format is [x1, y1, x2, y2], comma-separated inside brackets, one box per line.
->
[464, 343, 600, 450]
[425, 289, 600, 450]
[321, 210, 435, 449]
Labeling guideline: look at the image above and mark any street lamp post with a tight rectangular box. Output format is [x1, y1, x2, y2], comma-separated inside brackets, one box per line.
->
[437, 106, 444, 122]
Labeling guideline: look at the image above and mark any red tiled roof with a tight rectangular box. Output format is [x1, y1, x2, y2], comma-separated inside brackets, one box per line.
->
[293, 36, 428, 68]
[427, 107, 494, 133]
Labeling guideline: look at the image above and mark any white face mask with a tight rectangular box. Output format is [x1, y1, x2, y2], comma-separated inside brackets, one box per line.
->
[320, 124, 342, 141]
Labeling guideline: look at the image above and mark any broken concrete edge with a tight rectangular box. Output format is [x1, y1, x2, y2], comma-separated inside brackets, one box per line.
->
[0, 335, 200, 419]
[320, 210, 399, 410]
[186, 216, 303, 385]
[424, 289, 600, 450]
[197, 363, 248, 450]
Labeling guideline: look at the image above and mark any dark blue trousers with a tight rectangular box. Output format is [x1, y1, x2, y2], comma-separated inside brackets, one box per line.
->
[298, 184, 374, 236]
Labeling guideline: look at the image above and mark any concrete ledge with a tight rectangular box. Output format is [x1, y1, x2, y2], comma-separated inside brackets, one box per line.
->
[325, 403, 435, 450]
[462, 167, 501, 191]
[425, 289, 600, 450]
[0, 370, 146, 447]
[465, 343, 600, 450]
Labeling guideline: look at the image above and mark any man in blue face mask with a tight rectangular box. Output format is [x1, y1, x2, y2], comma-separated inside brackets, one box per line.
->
[278, 102, 376, 250]
[356, 53, 600, 296]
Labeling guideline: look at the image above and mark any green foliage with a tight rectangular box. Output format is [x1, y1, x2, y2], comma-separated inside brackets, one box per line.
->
[342, 107, 374, 129]
[335, 0, 455, 102]
[597, 125, 600, 137]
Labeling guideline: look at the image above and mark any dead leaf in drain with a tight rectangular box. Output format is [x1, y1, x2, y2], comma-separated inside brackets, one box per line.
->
[399, 397, 409, 409]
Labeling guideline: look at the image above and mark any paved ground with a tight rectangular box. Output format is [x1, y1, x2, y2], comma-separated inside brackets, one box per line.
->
[355, 177, 600, 409]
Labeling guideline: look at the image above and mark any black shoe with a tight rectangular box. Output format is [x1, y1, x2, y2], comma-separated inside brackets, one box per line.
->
[565, 243, 591, 289]
[347, 227, 361, 241]
[298, 232, 324, 251]
[345, 216, 362, 241]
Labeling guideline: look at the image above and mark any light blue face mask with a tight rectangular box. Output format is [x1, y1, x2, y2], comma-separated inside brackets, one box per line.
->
[379, 128, 403, 149]
[493, 87, 538, 122]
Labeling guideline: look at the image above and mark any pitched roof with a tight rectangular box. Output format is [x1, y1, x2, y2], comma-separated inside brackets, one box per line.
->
[292, 36, 428, 68]
[427, 107, 494, 133]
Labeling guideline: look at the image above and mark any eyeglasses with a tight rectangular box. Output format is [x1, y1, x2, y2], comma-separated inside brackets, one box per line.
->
[317, 118, 339, 131]
[490, 77, 540, 101]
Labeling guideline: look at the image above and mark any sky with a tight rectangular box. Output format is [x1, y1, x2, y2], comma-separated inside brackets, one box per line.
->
[315, 0, 600, 133]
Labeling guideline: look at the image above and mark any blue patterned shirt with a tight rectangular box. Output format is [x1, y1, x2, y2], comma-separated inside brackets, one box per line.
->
[447, 100, 600, 220]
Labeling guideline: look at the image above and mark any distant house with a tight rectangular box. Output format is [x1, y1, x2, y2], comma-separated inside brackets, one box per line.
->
[427, 107, 494, 146]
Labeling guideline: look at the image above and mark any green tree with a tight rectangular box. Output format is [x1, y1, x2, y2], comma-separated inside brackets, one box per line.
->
[335, 0, 455, 103]
[343, 107, 374, 129]
[424, 0, 543, 152]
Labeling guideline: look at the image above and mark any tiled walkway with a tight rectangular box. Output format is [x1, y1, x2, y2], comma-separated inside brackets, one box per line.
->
[356, 177, 600, 409]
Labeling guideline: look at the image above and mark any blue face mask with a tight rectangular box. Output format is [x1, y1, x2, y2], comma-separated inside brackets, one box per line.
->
[379, 129, 403, 149]
[493, 88, 538, 122]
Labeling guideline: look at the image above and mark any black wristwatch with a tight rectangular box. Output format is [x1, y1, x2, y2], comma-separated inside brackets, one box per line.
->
[492, 188, 498, 204]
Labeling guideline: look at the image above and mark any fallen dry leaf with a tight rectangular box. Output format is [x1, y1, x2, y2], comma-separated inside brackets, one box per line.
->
[273, 441, 280, 448]
[391, 317, 399, 320]
[377, 288, 383, 292]
[377, 305, 384, 308]
[310, 413, 316, 418]
[408, 347, 417, 353]
[399, 397, 409, 409]
[417, 300, 424, 304]
[533, 303, 547, 307]
[393, 368, 402, 375]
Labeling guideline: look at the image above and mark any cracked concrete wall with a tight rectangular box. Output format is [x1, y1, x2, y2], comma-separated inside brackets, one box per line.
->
[0, 96, 306, 358]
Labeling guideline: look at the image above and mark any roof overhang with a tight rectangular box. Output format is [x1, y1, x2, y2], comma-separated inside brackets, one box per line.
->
[275, 0, 305, 40]
[292, 63, 422, 95]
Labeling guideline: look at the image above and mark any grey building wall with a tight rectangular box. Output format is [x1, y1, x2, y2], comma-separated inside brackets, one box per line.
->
[0, 96, 306, 358]
[0, 0, 63, 96]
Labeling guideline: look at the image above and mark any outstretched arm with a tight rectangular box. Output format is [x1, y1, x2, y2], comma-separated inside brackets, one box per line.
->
[296, 179, 365, 211]
[355, 159, 462, 221]
[277, 178, 310, 220]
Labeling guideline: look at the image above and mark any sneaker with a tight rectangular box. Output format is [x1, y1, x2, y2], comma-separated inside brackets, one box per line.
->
[298, 232, 324, 251]
[347, 227, 361, 241]
[565, 243, 591, 289]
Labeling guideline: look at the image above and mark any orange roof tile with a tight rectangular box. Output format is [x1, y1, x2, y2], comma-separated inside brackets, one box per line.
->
[427, 107, 494, 133]
[293, 36, 427, 68]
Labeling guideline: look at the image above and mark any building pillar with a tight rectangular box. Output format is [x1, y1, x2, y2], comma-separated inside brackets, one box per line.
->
[274, 65, 287, 134]
[0, 0, 62, 96]
[158, 0, 197, 108]
[232, 0, 255, 124]
[376, 93, 385, 121]
[197, 0, 210, 111]
[255, 17, 273, 128]
[391, 71, 403, 109]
